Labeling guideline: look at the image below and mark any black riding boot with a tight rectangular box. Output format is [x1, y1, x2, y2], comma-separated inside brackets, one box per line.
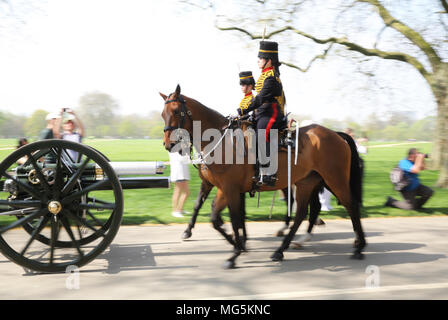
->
[256, 157, 277, 187]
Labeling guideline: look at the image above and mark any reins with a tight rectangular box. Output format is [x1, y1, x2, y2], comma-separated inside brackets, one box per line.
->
[164, 93, 233, 167]
[191, 126, 232, 165]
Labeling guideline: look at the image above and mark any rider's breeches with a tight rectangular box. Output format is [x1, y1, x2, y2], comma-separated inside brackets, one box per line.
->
[256, 105, 282, 175]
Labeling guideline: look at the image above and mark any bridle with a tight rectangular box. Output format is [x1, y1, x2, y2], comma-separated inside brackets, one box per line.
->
[163, 94, 194, 158]
[163, 94, 193, 133]
[162, 93, 233, 167]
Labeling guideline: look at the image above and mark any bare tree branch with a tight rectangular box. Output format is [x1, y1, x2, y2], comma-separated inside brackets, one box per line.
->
[441, 0, 448, 13]
[440, 15, 448, 36]
[373, 18, 398, 49]
[217, 24, 431, 81]
[179, 0, 214, 11]
[333, 0, 358, 33]
[281, 43, 334, 72]
[357, 0, 442, 69]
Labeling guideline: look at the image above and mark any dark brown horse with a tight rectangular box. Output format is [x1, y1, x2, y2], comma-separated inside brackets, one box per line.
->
[161, 85, 365, 268]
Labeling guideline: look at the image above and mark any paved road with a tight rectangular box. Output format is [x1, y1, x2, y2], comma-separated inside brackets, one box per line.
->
[0, 217, 447, 300]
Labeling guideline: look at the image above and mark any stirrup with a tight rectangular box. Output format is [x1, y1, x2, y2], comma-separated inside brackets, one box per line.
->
[256, 174, 277, 187]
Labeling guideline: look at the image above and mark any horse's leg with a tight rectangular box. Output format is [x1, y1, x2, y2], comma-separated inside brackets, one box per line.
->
[240, 193, 248, 251]
[211, 189, 235, 247]
[223, 189, 245, 269]
[276, 187, 294, 237]
[308, 185, 322, 232]
[182, 180, 214, 240]
[323, 174, 366, 259]
[293, 183, 322, 247]
[272, 173, 323, 261]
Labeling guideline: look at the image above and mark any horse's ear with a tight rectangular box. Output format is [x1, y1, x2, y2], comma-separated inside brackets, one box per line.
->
[175, 84, 181, 96]
[159, 92, 167, 100]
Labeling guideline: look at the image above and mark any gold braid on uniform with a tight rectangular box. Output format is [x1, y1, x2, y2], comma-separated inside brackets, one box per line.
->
[238, 93, 254, 115]
[255, 67, 285, 114]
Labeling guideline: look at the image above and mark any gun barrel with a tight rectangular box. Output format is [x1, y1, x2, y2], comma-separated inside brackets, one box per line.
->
[104, 161, 166, 176]
[3, 161, 169, 194]
[82, 177, 170, 190]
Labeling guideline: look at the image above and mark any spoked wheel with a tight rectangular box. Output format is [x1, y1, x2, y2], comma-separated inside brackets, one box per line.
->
[0, 139, 123, 273]
[20, 191, 115, 248]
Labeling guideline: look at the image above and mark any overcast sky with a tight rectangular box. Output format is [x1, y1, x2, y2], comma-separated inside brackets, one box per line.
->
[0, 0, 439, 123]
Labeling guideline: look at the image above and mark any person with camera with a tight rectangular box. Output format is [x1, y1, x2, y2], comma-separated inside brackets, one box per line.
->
[56, 108, 85, 162]
[39, 112, 60, 140]
[385, 148, 434, 210]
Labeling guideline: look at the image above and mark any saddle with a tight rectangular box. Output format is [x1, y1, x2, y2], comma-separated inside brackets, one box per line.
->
[228, 114, 301, 196]
[231, 114, 300, 151]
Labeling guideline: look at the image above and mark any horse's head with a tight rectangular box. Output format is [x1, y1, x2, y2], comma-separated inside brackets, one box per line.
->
[160, 84, 193, 152]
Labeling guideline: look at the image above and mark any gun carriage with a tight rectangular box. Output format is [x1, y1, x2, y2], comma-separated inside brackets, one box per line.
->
[0, 139, 169, 273]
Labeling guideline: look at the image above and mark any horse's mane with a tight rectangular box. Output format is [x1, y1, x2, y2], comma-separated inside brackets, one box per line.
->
[182, 94, 227, 123]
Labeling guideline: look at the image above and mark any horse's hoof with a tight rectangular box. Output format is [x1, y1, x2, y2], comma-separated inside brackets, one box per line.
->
[223, 260, 236, 269]
[181, 231, 192, 240]
[297, 233, 312, 244]
[316, 218, 326, 226]
[275, 230, 284, 237]
[351, 252, 365, 260]
[271, 251, 284, 261]
[291, 242, 303, 249]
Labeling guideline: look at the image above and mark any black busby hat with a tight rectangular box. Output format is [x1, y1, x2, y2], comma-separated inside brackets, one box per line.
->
[239, 71, 255, 86]
[258, 41, 279, 63]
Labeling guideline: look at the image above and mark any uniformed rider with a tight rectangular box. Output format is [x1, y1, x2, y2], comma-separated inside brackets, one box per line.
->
[237, 71, 256, 116]
[237, 41, 286, 186]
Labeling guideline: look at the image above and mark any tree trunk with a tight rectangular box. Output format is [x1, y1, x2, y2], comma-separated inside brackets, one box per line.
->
[431, 63, 448, 188]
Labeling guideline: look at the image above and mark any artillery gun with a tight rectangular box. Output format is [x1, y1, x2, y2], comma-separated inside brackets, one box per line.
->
[0, 139, 169, 273]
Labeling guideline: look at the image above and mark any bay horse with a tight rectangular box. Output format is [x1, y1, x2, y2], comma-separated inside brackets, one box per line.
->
[161, 85, 365, 268]
[181, 175, 295, 240]
[181, 178, 325, 241]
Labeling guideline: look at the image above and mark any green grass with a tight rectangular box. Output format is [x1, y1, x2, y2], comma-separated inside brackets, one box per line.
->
[1, 139, 447, 225]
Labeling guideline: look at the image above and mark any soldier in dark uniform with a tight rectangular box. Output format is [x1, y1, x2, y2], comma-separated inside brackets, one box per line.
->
[237, 41, 286, 186]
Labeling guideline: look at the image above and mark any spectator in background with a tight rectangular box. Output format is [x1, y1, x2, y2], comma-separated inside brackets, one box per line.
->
[39, 112, 61, 163]
[319, 187, 333, 212]
[169, 151, 191, 218]
[17, 137, 28, 148]
[344, 128, 368, 155]
[385, 148, 434, 210]
[16, 138, 29, 165]
[57, 108, 85, 162]
[39, 112, 60, 140]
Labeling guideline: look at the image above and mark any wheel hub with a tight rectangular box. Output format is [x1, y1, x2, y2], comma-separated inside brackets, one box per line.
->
[48, 200, 62, 215]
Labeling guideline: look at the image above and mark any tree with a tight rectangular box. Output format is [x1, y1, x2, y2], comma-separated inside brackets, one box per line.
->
[24, 109, 48, 138]
[409, 116, 436, 141]
[363, 112, 387, 140]
[135, 118, 152, 138]
[0, 0, 46, 40]
[117, 117, 138, 138]
[147, 111, 165, 139]
[76, 91, 119, 138]
[187, 0, 448, 187]
[321, 118, 344, 132]
[0, 111, 26, 138]
[96, 124, 114, 138]
[387, 111, 415, 127]
[149, 123, 165, 139]
[0, 111, 5, 132]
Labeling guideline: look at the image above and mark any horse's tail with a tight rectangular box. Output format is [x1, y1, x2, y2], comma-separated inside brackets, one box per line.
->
[336, 132, 362, 206]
